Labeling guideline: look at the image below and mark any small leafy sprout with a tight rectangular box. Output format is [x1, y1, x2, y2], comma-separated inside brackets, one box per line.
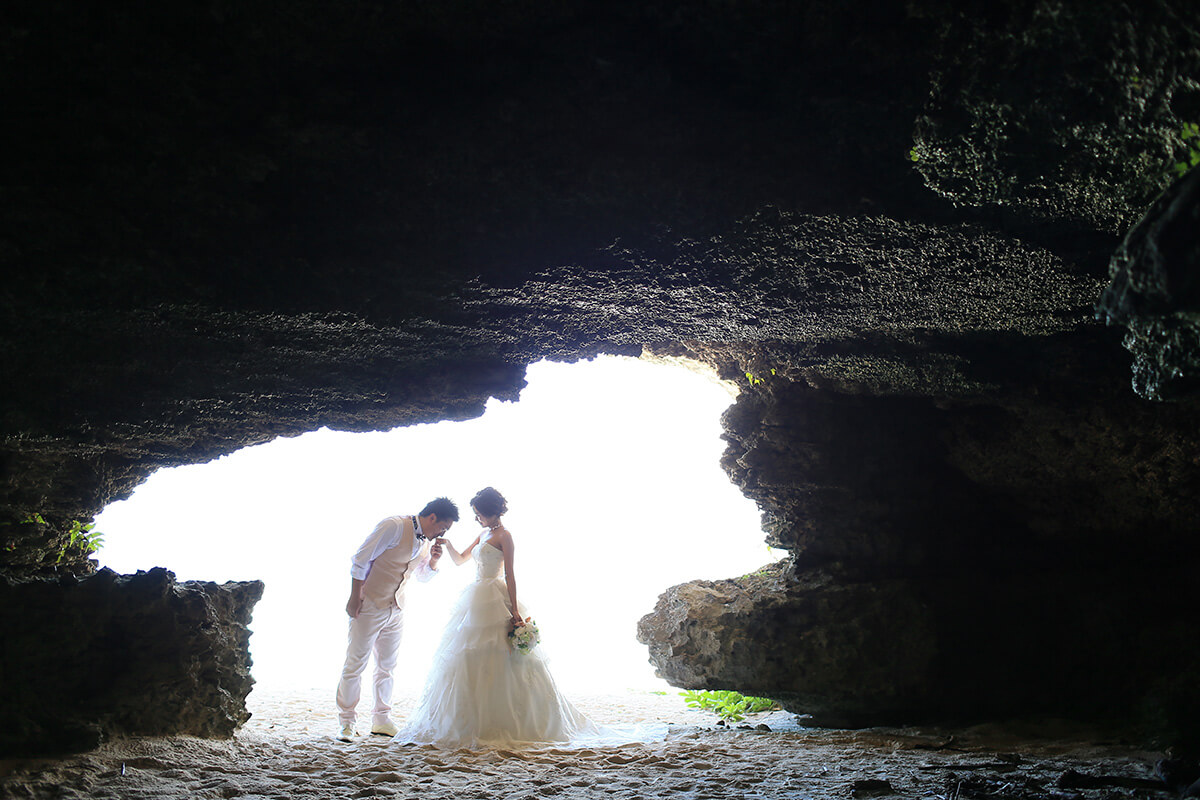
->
[22, 513, 47, 525]
[745, 368, 777, 386]
[681, 690, 779, 723]
[56, 520, 105, 563]
[1173, 122, 1200, 177]
[72, 520, 104, 554]
[740, 564, 775, 580]
[908, 146, 920, 162]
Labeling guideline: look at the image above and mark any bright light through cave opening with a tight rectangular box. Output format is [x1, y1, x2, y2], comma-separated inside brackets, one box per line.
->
[96, 355, 787, 694]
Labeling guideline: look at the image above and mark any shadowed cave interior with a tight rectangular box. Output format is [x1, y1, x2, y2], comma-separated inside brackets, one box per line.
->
[3, 0, 1200, 787]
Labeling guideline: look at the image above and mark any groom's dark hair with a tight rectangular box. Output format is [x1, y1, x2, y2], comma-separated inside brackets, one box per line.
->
[420, 497, 460, 521]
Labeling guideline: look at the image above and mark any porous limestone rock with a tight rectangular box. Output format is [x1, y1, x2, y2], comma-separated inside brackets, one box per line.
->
[639, 360, 1200, 741]
[637, 563, 940, 726]
[1098, 168, 1200, 400]
[0, 568, 262, 757]
[911, 0, 1194, 233]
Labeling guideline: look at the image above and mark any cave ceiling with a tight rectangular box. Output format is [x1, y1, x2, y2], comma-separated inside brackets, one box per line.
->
[7, 0, 1194, 526]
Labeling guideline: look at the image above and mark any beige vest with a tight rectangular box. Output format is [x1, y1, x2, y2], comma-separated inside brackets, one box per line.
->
[361, 516, 427, 608]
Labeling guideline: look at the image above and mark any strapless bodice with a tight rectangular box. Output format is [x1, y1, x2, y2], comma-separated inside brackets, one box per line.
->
[474, 541, 504, 581]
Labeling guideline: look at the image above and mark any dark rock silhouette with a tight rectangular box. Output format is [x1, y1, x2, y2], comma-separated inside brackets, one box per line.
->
[0, 569, 261, 757]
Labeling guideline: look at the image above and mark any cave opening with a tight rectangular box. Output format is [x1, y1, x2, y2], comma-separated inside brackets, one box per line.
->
[95, 354, 787, 697]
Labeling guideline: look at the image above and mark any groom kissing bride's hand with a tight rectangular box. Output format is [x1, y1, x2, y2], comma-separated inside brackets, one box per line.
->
[392, 487, 606, 748]
[334, 497, 459, 742]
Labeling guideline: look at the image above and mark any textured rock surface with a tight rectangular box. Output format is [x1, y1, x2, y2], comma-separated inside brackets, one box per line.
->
[911, 0, 1197, 233]
[718, 357, 1200, 568]
[2, 0, 1200, 754]
[640, 560, 1200, 751]
[641, 354, 1200, 741]
[638, 562, 940, 726]
[1098, 168, 1200, 399]
[0, 568, 262, 757]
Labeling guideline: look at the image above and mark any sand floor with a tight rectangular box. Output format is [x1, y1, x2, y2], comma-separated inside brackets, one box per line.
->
[0, 687, 1169, 799]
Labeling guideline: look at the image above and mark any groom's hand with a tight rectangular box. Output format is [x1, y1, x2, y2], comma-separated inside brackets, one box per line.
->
[346, 579, 365, 618]
[429, 539, 443, 563]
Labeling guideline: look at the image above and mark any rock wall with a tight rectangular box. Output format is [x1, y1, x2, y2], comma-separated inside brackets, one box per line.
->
[0, 569, 262, 757]
[1098, 169, 1200, 400]
[639, 356, 1200, 748]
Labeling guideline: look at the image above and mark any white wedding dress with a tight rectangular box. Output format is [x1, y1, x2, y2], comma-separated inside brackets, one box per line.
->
[394, 542, 604, 748]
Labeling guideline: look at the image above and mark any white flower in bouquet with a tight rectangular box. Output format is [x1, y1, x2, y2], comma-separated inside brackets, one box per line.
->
[508, 617, 540, 654]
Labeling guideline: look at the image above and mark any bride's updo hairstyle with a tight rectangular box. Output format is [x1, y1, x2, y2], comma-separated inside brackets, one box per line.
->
[471, 486, 508, 518]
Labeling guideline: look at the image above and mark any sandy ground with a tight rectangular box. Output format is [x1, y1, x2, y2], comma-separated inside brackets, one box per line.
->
[0, 687, 1170, 799]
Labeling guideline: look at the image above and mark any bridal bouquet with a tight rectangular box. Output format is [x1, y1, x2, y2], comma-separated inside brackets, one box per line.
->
[508, 617, 540, 654]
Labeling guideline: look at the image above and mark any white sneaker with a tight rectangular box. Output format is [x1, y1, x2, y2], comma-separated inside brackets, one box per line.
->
[336, 724, 357, 742]
[370, 719, 399, 737]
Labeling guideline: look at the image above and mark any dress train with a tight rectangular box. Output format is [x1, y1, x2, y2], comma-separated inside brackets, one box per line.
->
[393, 543, 662, 749]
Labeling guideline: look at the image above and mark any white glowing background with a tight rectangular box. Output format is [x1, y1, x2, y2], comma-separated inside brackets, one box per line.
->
[97, 355, 785, 693]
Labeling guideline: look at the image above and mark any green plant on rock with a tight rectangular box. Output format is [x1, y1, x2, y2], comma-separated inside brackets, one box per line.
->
[739, 564, 776, 580]
[25, 514, 105, 563]
[1174, 122, 1200, 177]
[61, 520, 104, 561]
[681, 689, 778, 723]
[18, 513, 103, 565]
[745, 368, 776, 386]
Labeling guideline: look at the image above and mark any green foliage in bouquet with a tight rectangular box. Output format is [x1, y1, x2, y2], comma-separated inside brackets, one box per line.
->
[680, 689, 778, 722]
[508, 617, 540, 654]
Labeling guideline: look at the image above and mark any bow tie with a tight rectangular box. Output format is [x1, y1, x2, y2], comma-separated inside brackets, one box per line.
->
[412, 516, 425, 542]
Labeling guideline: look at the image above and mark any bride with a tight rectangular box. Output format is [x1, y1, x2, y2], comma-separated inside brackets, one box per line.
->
[393, 486, 603, 748]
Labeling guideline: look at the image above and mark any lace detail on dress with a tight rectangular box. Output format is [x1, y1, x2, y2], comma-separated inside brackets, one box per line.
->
[474, 541, 504, 581]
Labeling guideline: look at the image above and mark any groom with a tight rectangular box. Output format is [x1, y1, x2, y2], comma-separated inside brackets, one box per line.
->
[335, 497, 458, 741]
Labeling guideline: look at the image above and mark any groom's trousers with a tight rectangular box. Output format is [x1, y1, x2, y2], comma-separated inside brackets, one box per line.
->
[336, 597, 404, 726]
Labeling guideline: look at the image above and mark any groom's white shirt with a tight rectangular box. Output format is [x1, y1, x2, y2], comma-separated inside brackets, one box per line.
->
[337, 515, 440, 727]
[350, 515, 421, 576]
[353, 516, 438, 611]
